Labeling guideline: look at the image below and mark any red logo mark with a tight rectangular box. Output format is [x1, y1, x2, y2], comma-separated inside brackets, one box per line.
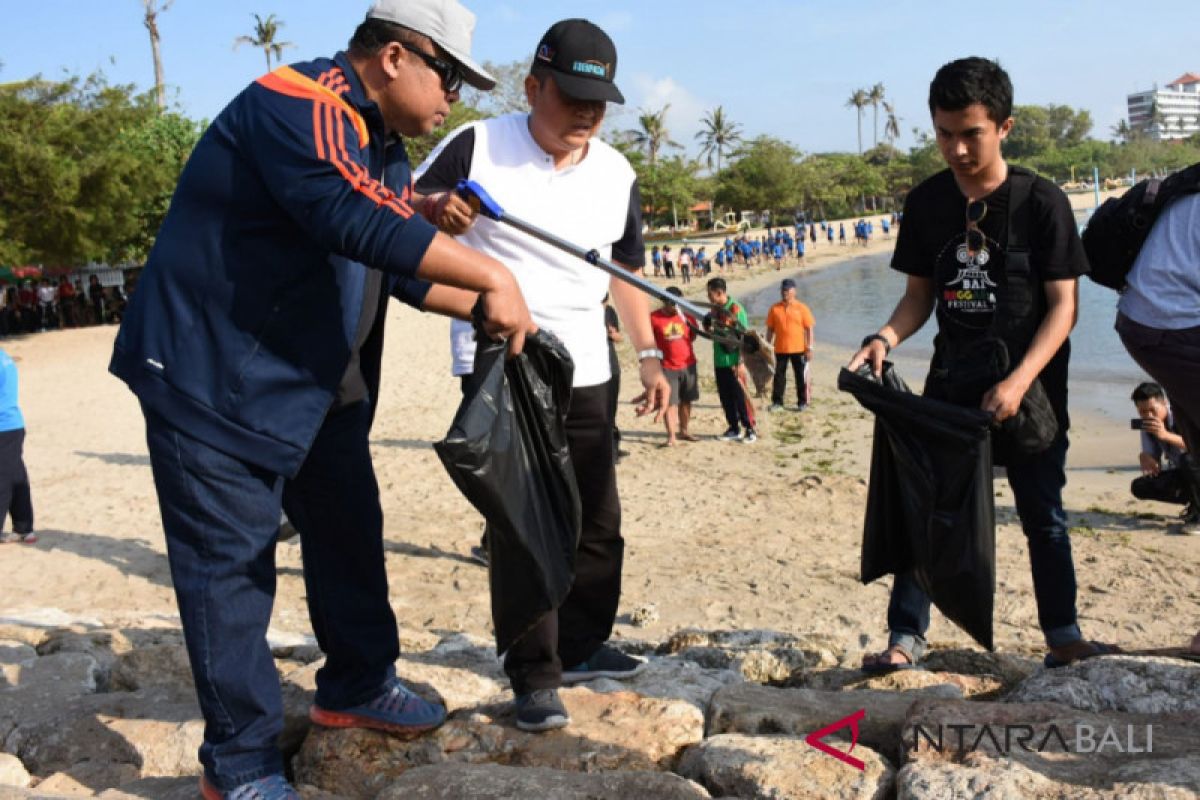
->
[805, 709, 866, 771]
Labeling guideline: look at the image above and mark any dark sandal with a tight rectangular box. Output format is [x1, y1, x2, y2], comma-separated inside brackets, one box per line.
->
[860, 645, 916, 674]
[1043, 640, 1122, 669]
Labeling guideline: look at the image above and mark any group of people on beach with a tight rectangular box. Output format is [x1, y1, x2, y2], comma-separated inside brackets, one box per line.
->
[82, 1, 1196, 796]
[0, 274, 126, 336]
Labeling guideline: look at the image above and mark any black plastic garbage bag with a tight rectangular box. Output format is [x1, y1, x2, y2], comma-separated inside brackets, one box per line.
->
[435, 329, 581, 654]
[838, 363, 996, 650]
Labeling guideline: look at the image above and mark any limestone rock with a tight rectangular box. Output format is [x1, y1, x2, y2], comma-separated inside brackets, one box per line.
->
[1006, 655, 1200, 714]
[902, 697, 1199, 797]
[97, 776, 202, 799]
[0, 627, 46, 649]
[0, 610, 102, 636]
[293, 687, 704, 799]
[375, 763, 711, 799]
[108, 645, 193, 693]
[584, 655, 744, 711]
[0, 643, 36, 692]
[678, 733, 893, 800]
[0, 652, 102, 705]
[0, 643, 37, 668]
[660, 629, 842, 683]
[898, 754, 1200, 799]
[921, 648, 1039, 688]
[0, 755, 30, 789]
[3, 687, 201, 779]
[33, 761, 140, 796]
[705, 683, 932, 763]
[800, 666, 999, 699]
[628, 603, 660, 628]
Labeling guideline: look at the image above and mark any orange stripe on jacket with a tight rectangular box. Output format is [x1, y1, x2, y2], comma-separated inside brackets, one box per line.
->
[260, 65, 416, 219]
[257, 66, 369, 147]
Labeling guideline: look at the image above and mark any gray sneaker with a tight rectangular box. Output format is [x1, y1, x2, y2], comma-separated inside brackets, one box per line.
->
[561, 645, 646, 683]
[0, 530, 14, 544]
[515, 688, 570, 732]
[18, 531, 37, 544]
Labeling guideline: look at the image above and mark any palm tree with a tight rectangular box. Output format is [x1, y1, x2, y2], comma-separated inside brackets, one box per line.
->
[627, 105, 680, 226]
[142, 0, 174, 110]
[629, 105, 680, 168]
[868, 83, 886, 147]
[883, 100, 901, 145]
[846, 89, 869, 154]
[695, 105, 743, 175]
[234, 13, 296, 73]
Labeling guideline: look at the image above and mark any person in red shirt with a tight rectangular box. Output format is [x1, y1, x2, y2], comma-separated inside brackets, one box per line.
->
[57, 277, 76, 328]
[650, 287, 700, 445]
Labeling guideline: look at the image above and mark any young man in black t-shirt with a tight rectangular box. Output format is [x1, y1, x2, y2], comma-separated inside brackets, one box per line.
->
[848, 57, 1118, 671]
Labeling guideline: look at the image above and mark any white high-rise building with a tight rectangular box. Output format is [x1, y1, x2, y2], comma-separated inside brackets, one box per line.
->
[1127, 73, 1200, 140]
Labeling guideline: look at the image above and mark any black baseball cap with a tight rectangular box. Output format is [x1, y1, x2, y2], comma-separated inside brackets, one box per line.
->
[532, 19, 625, 104]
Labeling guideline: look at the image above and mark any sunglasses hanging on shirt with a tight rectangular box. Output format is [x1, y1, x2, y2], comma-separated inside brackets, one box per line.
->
[961, 199, 989, 264]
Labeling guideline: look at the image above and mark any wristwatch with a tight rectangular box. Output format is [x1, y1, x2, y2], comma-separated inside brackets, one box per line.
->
[637, 348, 664, 361]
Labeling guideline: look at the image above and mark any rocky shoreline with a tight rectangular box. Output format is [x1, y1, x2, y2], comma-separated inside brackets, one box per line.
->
[2, 611, 1197, 799]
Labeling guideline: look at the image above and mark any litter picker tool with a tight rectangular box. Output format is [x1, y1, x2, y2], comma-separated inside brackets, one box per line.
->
[456, 179, 730, 332]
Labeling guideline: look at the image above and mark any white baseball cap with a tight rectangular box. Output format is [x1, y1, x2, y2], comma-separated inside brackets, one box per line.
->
[366, 0, 496, 90]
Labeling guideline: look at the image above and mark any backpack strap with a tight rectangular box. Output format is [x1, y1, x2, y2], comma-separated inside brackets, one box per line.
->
[989, 166, 1039, 350]
[1005, 166, 1035, 278]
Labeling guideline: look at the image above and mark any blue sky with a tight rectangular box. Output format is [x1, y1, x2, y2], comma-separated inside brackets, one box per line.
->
[3, 1, 1195, 157]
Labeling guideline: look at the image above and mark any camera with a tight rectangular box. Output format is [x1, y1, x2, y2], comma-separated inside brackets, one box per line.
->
[1130, 418, 1147, 430]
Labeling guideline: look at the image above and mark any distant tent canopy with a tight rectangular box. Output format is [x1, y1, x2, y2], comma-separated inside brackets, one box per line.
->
[0, 266, 44, 282]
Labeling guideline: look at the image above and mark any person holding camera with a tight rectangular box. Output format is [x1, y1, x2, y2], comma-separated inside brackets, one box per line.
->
[1129, 382, 1200, 532]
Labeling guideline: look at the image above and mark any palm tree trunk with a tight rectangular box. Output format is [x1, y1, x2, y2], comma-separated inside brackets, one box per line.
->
[265, 49, 272, 72]
[856, 111, 863, 155]
[144, 3, 166, 110]
[873, 106, 879, 148]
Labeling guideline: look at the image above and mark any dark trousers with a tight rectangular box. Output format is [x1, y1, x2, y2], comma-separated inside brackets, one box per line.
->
[887, 434, 1082, 653]
[1117, 314, 1200, 454]
[144, 401, 398, 790]
[715, 365, 753, 432]
[771, 352, 809, 406]
[1132, 469, 1188, 505]
[0, 428, 33, 534]
[608, 347, 621, 454]
[504, 384, 623, 694]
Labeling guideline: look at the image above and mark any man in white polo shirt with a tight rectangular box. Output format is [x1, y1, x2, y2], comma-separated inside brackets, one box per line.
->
[416, 18, 668, 733]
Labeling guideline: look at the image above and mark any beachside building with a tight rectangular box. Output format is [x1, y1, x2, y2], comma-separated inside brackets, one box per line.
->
[1127, 73, 1200, 140]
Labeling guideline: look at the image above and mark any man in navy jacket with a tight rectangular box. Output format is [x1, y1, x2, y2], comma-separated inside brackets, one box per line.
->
[110, 3, 533, 798]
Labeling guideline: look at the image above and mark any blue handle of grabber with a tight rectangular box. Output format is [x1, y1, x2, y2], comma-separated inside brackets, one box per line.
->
[455, 179, 504, 221]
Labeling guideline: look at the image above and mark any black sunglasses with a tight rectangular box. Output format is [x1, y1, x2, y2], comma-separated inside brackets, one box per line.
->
[965, 199, 987, 256]
[400, 42, 462, 94]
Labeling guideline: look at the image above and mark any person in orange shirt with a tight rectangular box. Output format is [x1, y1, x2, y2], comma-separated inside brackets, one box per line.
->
[765, 278, 814, 411]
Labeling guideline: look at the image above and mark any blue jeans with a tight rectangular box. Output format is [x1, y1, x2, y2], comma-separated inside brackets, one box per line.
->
[887, 434, 1082, 658]
[144, 401, 397, 790]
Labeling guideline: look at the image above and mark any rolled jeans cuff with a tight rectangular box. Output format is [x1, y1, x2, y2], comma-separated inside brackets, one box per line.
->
[1043, 623, 1083, 650]
[886, 632, 928, 663]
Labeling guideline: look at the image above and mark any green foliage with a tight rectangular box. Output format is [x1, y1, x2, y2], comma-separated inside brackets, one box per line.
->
[716, 136, 802, 214]
[406, 103, 485, 167]
[640, 155, 700, 224]
[0, 73, 201, 266]
[1005, 104, 1093, 159]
